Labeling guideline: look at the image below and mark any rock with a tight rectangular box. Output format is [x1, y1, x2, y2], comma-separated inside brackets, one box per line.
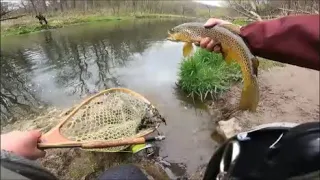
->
[211, 125, 227, 144]
[218, 117, 242, 139]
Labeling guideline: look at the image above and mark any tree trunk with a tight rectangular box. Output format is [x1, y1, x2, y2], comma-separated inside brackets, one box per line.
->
[42, 0, 47, 12]
[84, 0, 88, 11]
[132, 0, 136, 14]
[206, 6, 211, 17]
[287, 0, 292, 15]
[20, 0, 28, 13]
[64, 0, 69, 10]
[29, 0, 38, 15]
[60, 0, 64, 12]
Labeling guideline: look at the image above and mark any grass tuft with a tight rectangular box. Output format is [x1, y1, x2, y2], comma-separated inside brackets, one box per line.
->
[177, 48, 285, 101]
[177, 48, 242, 101]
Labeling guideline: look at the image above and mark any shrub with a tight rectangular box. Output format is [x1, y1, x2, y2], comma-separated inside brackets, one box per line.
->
[177, 48, 242, 101]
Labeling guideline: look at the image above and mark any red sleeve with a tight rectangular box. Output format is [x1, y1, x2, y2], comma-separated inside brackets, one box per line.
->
[240, 15, 320, 71]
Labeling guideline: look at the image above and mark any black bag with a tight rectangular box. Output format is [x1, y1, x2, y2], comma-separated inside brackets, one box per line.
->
[203, 121, 320, 180]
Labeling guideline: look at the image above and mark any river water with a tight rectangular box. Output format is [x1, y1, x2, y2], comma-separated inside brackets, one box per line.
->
[1, 19, 217, 176]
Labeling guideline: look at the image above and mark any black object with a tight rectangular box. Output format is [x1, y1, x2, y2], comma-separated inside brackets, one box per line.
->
[203, 121, 320, 180]
[35, 14, 48, 25]
[1, 150, 57, 180]
[97, 164, 148, 180]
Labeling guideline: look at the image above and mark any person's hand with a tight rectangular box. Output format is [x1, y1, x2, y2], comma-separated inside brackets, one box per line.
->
[1, 130, 46, 160]
[197, 18, 231, 53]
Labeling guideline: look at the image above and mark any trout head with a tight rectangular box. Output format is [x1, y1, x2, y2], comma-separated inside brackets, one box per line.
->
[167, 22, 205, 43]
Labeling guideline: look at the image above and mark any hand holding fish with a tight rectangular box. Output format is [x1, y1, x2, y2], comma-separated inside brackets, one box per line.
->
[199, 16, 319, 71]
[167, 15, 319, 112]
[203, 18, 231, 28]
[197, 18, 232, 54]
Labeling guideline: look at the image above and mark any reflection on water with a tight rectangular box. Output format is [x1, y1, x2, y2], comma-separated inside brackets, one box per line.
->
[1, 19, 185, 116]
[1, 19, 217, 174]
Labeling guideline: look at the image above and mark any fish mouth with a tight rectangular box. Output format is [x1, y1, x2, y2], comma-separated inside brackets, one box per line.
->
[166, 33, 179, 42]
[166, 36, 178, 42]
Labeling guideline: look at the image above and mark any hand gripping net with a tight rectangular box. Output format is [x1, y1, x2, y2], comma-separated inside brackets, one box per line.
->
[46, 88, 165, 152]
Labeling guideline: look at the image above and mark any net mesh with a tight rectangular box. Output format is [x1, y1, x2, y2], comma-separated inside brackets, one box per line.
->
[59, 90, 162, 152]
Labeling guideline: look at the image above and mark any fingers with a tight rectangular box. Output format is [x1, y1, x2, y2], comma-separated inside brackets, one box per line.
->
[34, 149, 46, 159]
[200, 37, 211, 48]
[1, 130, 46, 160]
[204, 18, 219, 28]
[29, 129, 42, 139]
[199, 37, 222, 53]
[213, 44, 222, 53]
[29, 130, 46, 159]
[204, 18, 232, 29]
[28, 149, 46, 160]
[206, 40, 217, 51]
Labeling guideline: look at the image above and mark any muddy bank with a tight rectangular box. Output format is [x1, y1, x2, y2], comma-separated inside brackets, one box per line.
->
[189, 64, 320, 179]
[208, 64, 320, 138]
[39, 148, 173, 180]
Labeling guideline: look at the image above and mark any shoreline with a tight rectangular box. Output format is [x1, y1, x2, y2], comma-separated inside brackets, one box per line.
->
[1, 14, 193, 37]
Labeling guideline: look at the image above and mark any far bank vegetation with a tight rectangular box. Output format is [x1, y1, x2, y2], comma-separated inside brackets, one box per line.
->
[1, 0, 318, 33]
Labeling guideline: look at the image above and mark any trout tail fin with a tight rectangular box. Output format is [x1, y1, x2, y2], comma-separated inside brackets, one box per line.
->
[238, 78, 259, 112]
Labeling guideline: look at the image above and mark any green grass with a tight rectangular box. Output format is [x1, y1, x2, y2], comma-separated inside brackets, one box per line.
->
[2, 24, 61, 36]
[177, 48, 242, 101]
[232, 19, 250, 26]
[1, 15, 124, 36]
[177, 48, 285, 101]
[1, 13, 189, 37]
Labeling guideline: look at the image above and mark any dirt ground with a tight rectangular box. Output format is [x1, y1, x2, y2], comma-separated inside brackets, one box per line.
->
[210, 63, 319, 138]
[190, 64, 320, 180]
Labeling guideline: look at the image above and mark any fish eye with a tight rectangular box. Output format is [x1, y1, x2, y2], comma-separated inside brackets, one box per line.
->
[169, 28, 175, 33]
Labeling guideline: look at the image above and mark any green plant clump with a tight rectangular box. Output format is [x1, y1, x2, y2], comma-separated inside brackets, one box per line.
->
[232, 19, 249, 26]
[177, 48, 242, 101]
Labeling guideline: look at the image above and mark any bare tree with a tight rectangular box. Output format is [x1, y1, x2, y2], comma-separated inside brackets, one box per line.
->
[0, 2, 11, 17]
[0, 0, 207, 18]
[42, 0, 47, 12]
[29, 0, 38, 14]
[226, 0, 318, 22]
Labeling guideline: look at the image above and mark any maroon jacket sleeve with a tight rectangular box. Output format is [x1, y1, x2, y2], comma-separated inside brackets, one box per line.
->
[240, 15, 319, 71]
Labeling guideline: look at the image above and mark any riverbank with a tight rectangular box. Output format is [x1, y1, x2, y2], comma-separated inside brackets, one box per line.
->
[190, 64, 320, 179]
[1, 13, 191, 37]
[208, 64, 319, 141]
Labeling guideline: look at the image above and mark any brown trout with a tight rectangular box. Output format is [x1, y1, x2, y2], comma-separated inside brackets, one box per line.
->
[167, 22, 259, 112]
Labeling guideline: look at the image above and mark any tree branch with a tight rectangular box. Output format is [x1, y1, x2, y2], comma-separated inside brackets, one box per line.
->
[229, 0, 262, 21]
[0, 10, 12, 17]
[278, 7, 317, 14]
[249, 11, 262, 21]
[0, 14, 26, 21]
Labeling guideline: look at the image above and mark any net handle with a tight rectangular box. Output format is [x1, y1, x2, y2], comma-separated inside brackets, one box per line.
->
[39, 88, 153, 146]
[38, 137, 147, 149]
